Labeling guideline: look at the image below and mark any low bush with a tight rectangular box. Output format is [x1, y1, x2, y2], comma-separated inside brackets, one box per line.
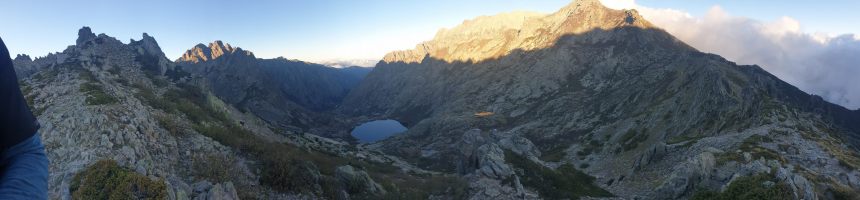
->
[70, 160, 167, 200]
[80, 82, 118, 105]
[154, 114, 182, 136]
[621, 129, 648, 151]
[192, 154, 237, 183]
[505, 149, 612, 199]
[691, 173, 791, 200]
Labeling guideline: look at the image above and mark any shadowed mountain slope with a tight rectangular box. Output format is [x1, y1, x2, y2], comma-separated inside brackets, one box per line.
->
[176, 42, 367, 136]
[341, 0, 860, 198]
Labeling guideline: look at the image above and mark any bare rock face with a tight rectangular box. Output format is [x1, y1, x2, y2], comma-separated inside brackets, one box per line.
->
[653, 151, 716, 199]
[12, 54, 35, 77]
[178, 41, 253, 64]
[76, 26, 96, 46]
[193, 181, 240, 200]
[380, 0, 653, 65]
[14, 54, 31, 62]
[475, 143, 514, 179]
[335, 165, 386, 196]
[456, 129, 517, 179]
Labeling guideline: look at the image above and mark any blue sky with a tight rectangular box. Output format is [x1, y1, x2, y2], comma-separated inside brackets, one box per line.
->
[0, 0, 857, 62]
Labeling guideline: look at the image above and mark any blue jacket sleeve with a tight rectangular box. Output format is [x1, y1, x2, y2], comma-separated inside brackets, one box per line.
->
[0, 134, 49, 199]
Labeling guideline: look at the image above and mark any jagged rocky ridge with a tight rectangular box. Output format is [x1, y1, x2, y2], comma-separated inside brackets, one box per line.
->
[19, 27, 247, 199]
[342, 0, 860, 199]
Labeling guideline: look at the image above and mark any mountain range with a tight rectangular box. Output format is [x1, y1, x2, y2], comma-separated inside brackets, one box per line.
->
[12, 0, 860, 199]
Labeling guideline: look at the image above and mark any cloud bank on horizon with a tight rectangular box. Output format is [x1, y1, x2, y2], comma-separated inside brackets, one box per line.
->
[600, 0, 860, 110]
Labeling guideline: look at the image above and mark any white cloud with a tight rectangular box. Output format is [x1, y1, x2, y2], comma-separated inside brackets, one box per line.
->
[601, 0, 860, 109]
[599, 0, 636, 10]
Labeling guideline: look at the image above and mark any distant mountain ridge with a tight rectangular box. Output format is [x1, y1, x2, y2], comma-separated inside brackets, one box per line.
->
[317, 59, 379, 68]
[178, 40, 254, 64]
[176, 41, 366, 137]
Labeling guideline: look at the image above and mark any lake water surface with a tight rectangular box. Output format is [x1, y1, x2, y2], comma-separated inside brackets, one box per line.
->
[350, 120, 407, 143]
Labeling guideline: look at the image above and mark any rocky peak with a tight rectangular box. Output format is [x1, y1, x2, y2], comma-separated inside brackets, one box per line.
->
[559, 0, 604, 12]
[549, 0, 652, 30]
[382, 0, 655, 64]
[140, 33, 160, 50]
[177, 40, 254, 63]
[14, 54, 32, 62]
[130, 32, 167, 58]
[76, 26, 97, 46]
[209, 40, 235, 59]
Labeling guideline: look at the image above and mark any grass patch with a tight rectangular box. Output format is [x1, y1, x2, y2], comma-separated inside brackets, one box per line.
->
[716, 134, 784, 165]
[77, 67, 118, 105]
[576, 140, 603, 159]
[540, 149, 567, 162]
[532, 129, 593, 162]
[804, 127, 860, 171]
[667, 134, 704, 145]
[134, 82, 227, 124]
[33, 68, 59, 83]
[80, 82, 118, 105]
[70, 160, 167, 200]
[154, 114, 182, 136]
[376, 174, 469, 200]
[192, 154, 238, 183]
[829, 183, 860, 200]
[691, 173, 791, 200]
[621, 128, 649, 152]
[505, 150, 612, 199]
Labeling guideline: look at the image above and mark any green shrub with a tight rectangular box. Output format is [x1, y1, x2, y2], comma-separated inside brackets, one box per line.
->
[505, 150, 612, 199]
[691, 173, 791, 200]
[80, 82, 118, 105]
[830, 184, 860, 200]
[621, 129, 648, 151]
[192, 154, 236, 183]
[107, 66, 121, 75]
[540, 149, 567, 162]
[838, 159, 857, 170]
[70, 160, 167, 200]
[667, 134, 704, 145]
[155, 114, 182, 136]
[78, 68, 97, 82]
[376, 175, 469, 200]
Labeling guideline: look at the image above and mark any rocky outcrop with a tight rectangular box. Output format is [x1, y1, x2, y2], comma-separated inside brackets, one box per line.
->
[76, 26, 97, 46]
[192, 181, 240, 200]
[12, 54, 34, 78]
[335, 165, 386, 196]
[653, 151, 716, 199]
[632, 142, 667, 171]
[475, 143, 514, 179]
